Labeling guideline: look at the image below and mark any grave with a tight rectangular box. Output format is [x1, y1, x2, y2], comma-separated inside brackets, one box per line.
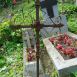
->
[40, 0, 68, 38]
[40, 15, 68, 38]
[0, 8, 10, 18]
[43, 32, 77, 77]
[9, 6, 12, 13]
[40, 0, 77, 77]
[22, 29, 43, 77]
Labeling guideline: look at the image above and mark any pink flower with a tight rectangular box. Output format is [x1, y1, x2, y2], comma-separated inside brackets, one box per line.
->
[62, 47, 68, 54]
[28, 56, 31, 59]
[57, 41, 60, 44]
[28, 47, 31, 49]
[28, 47, 32, 51]
[63, 39, 66, 44]
[50, 37, 54, 43]
[62, 34, 68, 39]
[75, 45, 77, 50]
[56, 44, 62, 49]
[28, 53, 35, 61]
[55, 36, 61, 40]
[60, 34, 62, 38]
[30, 53, 33, 57]
[66, 39, 71, 45]
[68, 49, 76, 57]
[68, 46, 74, 50]
[72, 37, 76, 41]
[68, 49, 73, 52]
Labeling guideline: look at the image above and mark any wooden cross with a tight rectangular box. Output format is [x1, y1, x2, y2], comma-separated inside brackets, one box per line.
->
[23, 32, 33, 47]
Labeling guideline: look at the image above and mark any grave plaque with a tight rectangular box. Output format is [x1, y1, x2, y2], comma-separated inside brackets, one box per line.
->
[40, 0, 59, 20]
[22, 29, 35, 47]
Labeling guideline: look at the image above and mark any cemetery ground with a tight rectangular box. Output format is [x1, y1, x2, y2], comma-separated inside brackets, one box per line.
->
[0, 0, 77, 77]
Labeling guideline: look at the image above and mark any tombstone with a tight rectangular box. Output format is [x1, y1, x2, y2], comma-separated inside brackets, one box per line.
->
[9, 6, 12, 13]
[3, 8, 8, 14]
[40, 15, 68, 38]
[0, 8, 9, 18]
[40, 0, 68, 38]
[0, 20, 2, 23]
[22, 28, 35, 47]
[40, 0, 59, 20]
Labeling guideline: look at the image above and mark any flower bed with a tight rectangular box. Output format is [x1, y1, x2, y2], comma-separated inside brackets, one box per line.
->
[49, 34, 77, 60]
[43, 32, 77, 77]
[27, 47, 36, 62]
[23, 46, 43, 77]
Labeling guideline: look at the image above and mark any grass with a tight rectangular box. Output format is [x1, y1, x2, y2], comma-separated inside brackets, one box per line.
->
[0, 43, 23, 77]
[0, 1, 77, 77]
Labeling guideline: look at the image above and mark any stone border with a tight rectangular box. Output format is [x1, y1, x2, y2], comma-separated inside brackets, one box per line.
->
[23, 46, 43, 77]
[43, 31, 77, 77]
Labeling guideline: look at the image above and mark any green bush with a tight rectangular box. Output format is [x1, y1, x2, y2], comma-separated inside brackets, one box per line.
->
[0, 18, 22, 47]
[0, 54, 6, 68]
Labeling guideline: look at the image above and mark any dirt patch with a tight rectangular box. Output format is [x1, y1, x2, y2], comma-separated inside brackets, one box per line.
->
[40, 47, 58, 77]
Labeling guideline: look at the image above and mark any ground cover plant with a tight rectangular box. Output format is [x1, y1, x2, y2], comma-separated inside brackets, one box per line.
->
[0, 43, 23, 77]
[49, 34, 77, 60]
[70, 71, 77, 77]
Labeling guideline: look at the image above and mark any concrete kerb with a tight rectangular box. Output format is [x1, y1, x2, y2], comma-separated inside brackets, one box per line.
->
[23, 46, 43, 77]
[43, 31, 77, 77]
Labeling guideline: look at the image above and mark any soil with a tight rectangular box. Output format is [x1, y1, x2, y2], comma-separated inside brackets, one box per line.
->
[40, 46, 58, 77]
[52, 38, 77, 60]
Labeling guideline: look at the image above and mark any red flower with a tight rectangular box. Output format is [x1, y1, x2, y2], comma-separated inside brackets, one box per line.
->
[28, 47, 32, 51]
[71, 37, 76, 41]
[55, 36, 61, 40]
[56, 44, 62, 49]
[75, 45, 77, 50]
[30, 53, 33, 57]
[28, 53, 35, 60]
[66, 39, 71, 45]
[50, 37, 54, 43]
[68, 49, 76, 57]
[62, 47, 68, 54]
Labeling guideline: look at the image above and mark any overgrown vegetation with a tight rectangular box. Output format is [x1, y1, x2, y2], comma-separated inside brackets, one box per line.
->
[0, 0, 77, 77]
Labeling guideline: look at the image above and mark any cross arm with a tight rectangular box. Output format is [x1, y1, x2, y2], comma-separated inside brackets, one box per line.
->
[9, 25, 32, 29]
[9, 23, 64, 30]
[43, 23, 64, 28]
